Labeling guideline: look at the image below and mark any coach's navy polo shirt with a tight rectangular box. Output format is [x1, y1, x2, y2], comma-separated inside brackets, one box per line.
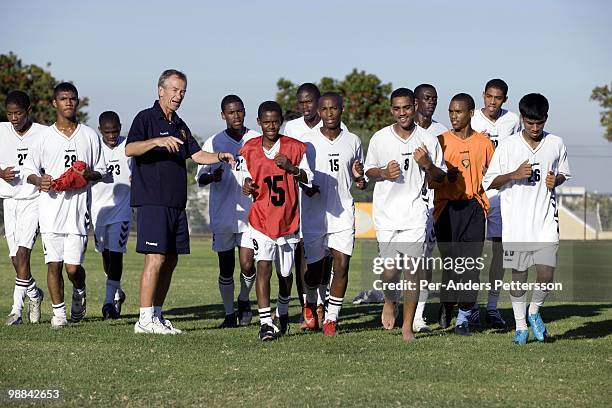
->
[127, 100, 201, 209]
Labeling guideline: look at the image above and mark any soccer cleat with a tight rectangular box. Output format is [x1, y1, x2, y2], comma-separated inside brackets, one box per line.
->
[512, 329, 529, 345]
[259, 323, 280, 341]
[316, 304, 325, 328]
[412, 318, 431, 333]
[134, 318, 174, 334]
[301, 303, 319, 330]
[237, 299, 253, 326]
[70, 292, 86, 323]
[5, 313, 23, 326]
[438, 303, 454, 329]
[51, 315, 68, 329]
[467, 306, 481, 327]
[158, 315, 182, 334]
[278, 314, 289, 335]
[114, 289, 126, 317]
[218, 313, 238, 328]
[454, 321, 472, 336]
[323, 319, 338, 337]
[485, 309, 507, 329]
[528, 312, 549, 341]
[28, 288, 44, 323]
[102, 303, 119, 320]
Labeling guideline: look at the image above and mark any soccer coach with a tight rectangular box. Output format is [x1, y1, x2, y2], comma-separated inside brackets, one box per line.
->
[126, 69, 235, 334]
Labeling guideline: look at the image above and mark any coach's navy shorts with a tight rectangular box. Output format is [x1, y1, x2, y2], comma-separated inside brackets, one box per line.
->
[136, 206, 190, 254]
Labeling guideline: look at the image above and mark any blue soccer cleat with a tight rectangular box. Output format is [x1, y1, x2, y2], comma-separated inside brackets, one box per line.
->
[512, 329, 529, 345]
[528, 312, 549, 341]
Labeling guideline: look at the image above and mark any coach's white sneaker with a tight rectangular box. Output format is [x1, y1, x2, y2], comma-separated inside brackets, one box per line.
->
[6, 313, 23, 326]
[413, 317, 431, 333]
[134, 318, 174, 335]
[51, 315, 68, 329]
[28, 288, 44, 323]
[157, 315, 182, 334]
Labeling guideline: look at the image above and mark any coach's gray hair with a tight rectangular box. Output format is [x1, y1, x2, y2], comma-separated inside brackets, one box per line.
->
[158, 69, 187, 88]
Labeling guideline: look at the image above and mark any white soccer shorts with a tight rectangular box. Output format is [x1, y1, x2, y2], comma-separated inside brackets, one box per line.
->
[94, 221, 131, 253]
[376, 228, 426, 259]
[212, 231, 254, 252]
[41, 233, 87, 265]
[303, 229, 355, 264]
[3, 198, 39, 257]
[503, 244, 559, 271]
[486, 195, 502, 240]
[250, 227, 297, 278]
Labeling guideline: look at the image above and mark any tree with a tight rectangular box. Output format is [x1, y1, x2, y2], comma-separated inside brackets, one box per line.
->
[590, 83, 612, 142]
[0, 52, 89, 124]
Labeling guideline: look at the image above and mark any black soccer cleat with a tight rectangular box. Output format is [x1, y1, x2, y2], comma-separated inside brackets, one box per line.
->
[259, 323, 280, 341]
[102, 303, 119, 320]
[454, 321, 472, 336]
[218, 313, 238, 328]
[485, 309, 507, 329]
[278, 314, 289, 335]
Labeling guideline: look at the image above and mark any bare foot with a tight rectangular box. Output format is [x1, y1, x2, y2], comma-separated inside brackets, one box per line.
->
[402, 324, 416, 342]
[381, 301, 396, 330]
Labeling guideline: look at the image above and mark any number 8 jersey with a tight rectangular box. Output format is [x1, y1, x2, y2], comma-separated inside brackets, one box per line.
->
[240, 135, 311, 239]
[22, 124, 106, 235]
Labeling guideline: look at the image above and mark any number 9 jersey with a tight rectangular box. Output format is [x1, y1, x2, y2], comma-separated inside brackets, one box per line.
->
[239, 135, 311, 239]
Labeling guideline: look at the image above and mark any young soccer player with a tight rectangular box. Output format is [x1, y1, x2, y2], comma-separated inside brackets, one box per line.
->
[196, 95, 259, 328]
[90, 111, 131, 319]
[470, 79, 521, 328]
[432, 93, 494, 336]
[365, 88, 445, 341]
[483, 93, 570, 344]
[413, 84, 449, 332]
[300, 92, 366, 336]
[240, 101, 313, 341]
[1, 91, 46, 325]
[23, 82, 107, 328]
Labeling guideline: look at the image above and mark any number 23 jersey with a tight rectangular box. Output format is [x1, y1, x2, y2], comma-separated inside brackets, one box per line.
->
[240, 135, 311, 239]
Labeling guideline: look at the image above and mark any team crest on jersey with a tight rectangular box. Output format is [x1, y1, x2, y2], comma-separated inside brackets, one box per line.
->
[178, 128, 187, 141]
[461, 158, 470, 168]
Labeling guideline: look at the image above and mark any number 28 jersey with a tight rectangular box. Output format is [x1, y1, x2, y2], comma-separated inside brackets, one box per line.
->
[240, 135, 311, 239]
[23, 124, 106, 235]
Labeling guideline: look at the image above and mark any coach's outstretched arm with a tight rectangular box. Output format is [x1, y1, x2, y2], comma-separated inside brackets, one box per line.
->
[192, 150, 236, 166]
[125, 136, 184, 156]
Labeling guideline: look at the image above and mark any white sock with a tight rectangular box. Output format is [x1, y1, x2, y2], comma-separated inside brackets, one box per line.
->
[52, 302, 66, 319]
[140, 307, 154, 323]
[277, 295, 290, 316]
[238, 272, 255, 302]
[510, 293, 527, 331]
[105, 279, 120, 305]
[218, 275, 235, 315]
[529, 289, 549, 315]
[305, 285, 318, 305]
[11, 278, 29, 315]
[487, 289, 500, 311]
[26, 277, 39, 300]
[326, 295, 344, 322]
[415, 288, 429, 321]
[258, 307, 272, 326]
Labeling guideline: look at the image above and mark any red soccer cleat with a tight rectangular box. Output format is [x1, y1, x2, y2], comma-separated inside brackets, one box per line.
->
[323, 320, 337, 337]
[301, 303, 319, 330]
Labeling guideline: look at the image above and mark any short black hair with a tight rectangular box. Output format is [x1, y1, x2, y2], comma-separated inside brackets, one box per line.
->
[451, 93, 475, 110]
[258, 101, 283, 119]
[221, 94, 244, 112]
[99, 111, 120, 126]
[485, 78, 509, 96]
[53, 82, 78, 99]
[414, 84, 436, 99]
[5, 90, 30, 109]
[319, 92, 343, 108]
[296, 83, 321, 98]
[390, 87, 415, 103]
[519, 93, 549, 121]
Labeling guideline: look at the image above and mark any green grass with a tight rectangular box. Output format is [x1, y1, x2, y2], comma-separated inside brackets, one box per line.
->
[0, 238, 611, 407]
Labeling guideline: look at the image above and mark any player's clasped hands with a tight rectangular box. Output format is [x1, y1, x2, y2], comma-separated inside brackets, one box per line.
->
[242, 177, 258, 197]
[352, 160, 366, 189]
[36, 174, 53, 192]
[512, 159, 533, 180]
[413, 143, 432, 168]
[383, 160, 401, 181]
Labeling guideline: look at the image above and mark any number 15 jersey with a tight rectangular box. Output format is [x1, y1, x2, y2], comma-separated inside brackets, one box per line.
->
[240, 135, 311, 239]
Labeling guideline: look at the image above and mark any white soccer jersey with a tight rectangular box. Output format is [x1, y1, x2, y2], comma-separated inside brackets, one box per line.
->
[365, 125, 445, 231]
[482, 131, 571, 243]
[22, 124, 106, 235]
[471, 108, 520, 149]
[90, 137, 132, 228]
[195, 128, 259, 234]
[301, 129, 363, 234]
[422, 120, 448, 138]
[282, 117, 348, 141]
[0, 122, 46, 200]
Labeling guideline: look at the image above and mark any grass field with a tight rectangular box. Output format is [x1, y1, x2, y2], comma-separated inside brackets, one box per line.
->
[1, 238, 611, 407]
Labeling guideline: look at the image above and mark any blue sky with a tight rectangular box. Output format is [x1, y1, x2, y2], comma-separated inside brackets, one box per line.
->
[3, 0, 611, 192]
